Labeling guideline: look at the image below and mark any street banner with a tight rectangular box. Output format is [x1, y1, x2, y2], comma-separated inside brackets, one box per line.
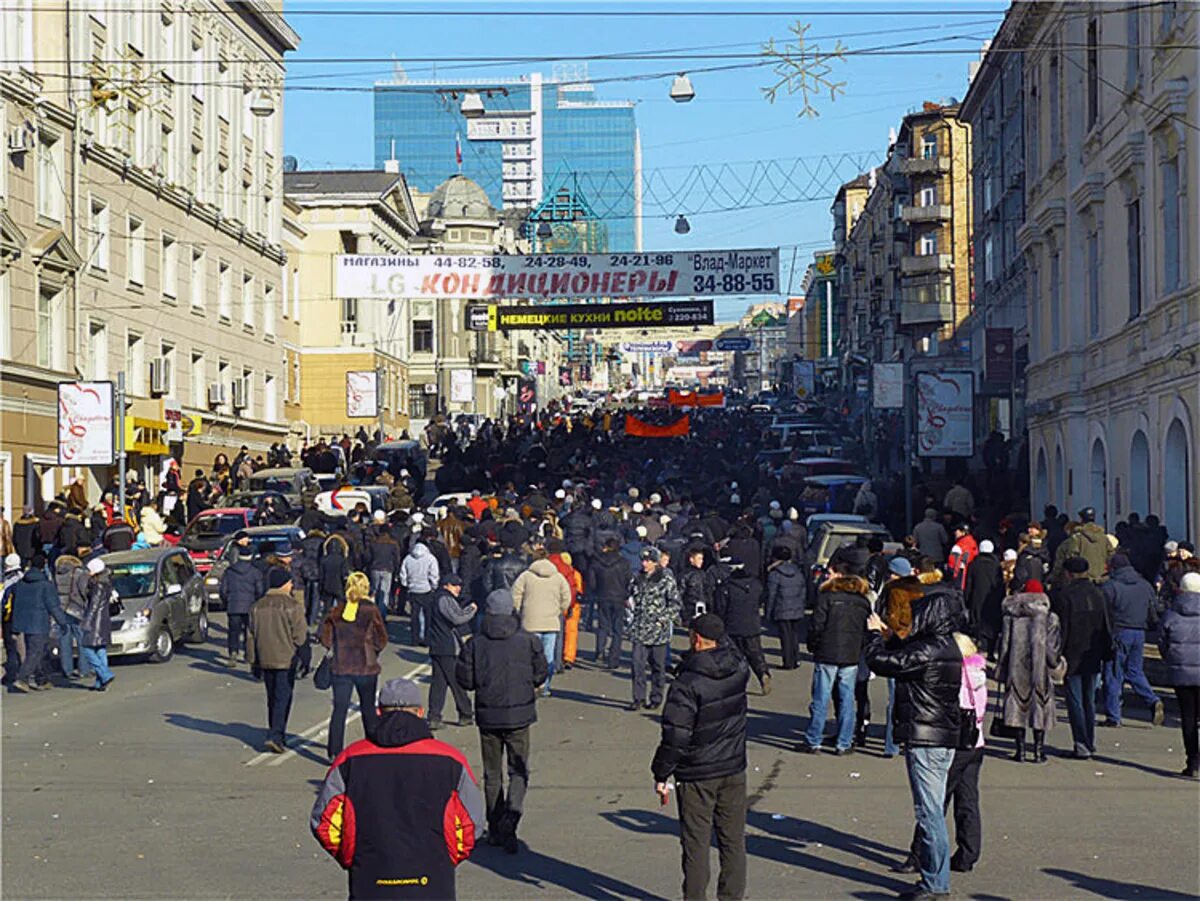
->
[518, 377, 537, 413]
[57, 381, 114, 465]
[346, 371, 379, 418]
[872, 362, 905, 409]
[625, 414, 690, 438]
[667, 389, 725, 408]
[450, 369, 474, 403]
[715, 336, 752, 352]
[619, 340, 674, 353]
[468, 300, 713, 332]
[335, 248, 779, 300]
[984, 327, 1014, 385]
[161, 397, 184, 442]
[558, 366, 572, 387]
[794, 360, 816, 397]
[916, 371, 974, 457]
[675, 339, 713, 354]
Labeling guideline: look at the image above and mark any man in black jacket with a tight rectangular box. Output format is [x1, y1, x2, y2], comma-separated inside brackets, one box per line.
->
[1051, 556, 1113, 758]
[366, 518, 403, 619]
[715, 555, 770, 696]
[652, 614, 749, 901]
[456, 589, 548, 854]
[586, 537, 632, 668]
[866, 591, 963, 900]
[219, 540, 265, 667]
[680, 545, 716, 622]
[426, 575, 476, 730]
[801, 566, 870, 754]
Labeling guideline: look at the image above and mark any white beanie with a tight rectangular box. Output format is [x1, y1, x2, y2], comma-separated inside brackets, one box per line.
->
[3, 553, 20, 572]
[1181, 572, 1200, 593]
[650, 493, 662, 505]
[373, 510, 386, 523]
[555, 489, 566, 499]
[632, 502, 644, 513]
[1165, 540, 1180, 553]
[979, 539, 995, 554]
[591, 498, 602, 510]
[1003, 549, 1018, 562]
[636, 525, 648, 538]
[86, 557, 106, 575]
[730, 494, 741, 505]
[769, 500, 781, 510]
[411, 512, 425, 523]
[628, 487, 640, 499]
[788, 507, 799, 521]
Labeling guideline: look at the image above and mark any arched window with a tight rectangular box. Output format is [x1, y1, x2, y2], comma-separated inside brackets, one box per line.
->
[1090, 439, 1108, 528]
[1129, 430, 1151, 519]
[1035, 448, 1049, 516]
[1164, 419, 1192, 541]
[1054, 445, 1065, 511]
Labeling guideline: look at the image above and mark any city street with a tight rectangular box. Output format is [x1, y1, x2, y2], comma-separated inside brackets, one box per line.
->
[3, 615, 1197, 900]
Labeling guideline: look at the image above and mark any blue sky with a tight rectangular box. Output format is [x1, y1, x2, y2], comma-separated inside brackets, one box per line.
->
[282, 2, 1005, 320]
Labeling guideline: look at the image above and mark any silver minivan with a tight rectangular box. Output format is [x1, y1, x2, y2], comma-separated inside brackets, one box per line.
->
[105, 548, 209, 663]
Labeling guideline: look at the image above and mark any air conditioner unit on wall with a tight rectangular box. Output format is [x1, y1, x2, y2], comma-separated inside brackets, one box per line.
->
[7, 127, 32, 154]
[231, 378, 247, 410]
[207, 383, 227, 407]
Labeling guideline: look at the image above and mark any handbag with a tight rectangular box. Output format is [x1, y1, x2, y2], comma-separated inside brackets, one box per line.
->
[313, 653, 332, 690]
[989, 715, 1021, 739]
[958, 672, 981, 751]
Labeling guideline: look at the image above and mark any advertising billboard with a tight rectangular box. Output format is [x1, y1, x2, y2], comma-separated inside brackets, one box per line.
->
[467, 300, 713, 332]
[916, 371, 974, 457]
[57, 381, 114, 465]
[872, 362, 905, 409]
[449, 369, 474, 404]
[335, 248, 779, 301]
[345, 371, 379, 418]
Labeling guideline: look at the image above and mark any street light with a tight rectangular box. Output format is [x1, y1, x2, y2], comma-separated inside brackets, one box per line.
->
[674, 215, 691, 235]
[670, 73, 696, 103]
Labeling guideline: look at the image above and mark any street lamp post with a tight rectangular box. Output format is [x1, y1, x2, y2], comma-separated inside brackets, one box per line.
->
[117, 371, 127, 519]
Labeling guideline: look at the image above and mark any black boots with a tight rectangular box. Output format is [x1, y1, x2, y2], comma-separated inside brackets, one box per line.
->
[1010, 732, 1025, 761]
[1032, 729, 1047, 763]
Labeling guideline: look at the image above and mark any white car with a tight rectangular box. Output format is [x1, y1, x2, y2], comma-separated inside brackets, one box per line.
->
[314, 487, 373, 517]
[427, 492, 474, 521]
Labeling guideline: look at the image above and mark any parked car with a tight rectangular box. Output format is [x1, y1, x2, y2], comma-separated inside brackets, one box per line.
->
[203, 525, 304, 609]
[427, 492, 475, 521]
[788, 457, 863, 479]
[797, 474, 870, 517]
[105, 547, 209, 662]
[804, 521, 894, 604]
[368, 440, 428, 485]
[244, 467, 317, 508]
[180, 508, 254, 574]
[805, 513, 870, 545]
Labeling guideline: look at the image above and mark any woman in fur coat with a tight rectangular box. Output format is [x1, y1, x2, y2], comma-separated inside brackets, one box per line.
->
[995, 579, 1063, 762]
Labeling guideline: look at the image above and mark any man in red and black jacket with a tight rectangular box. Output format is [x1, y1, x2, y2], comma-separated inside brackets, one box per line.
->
[311, 677, 484, 899]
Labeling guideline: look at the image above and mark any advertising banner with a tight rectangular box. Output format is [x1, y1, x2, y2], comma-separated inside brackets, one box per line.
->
[984, 327, 1014, 385]
[450, 369, 474, 404]
[57, 381, 114, 465]
[625, 414, 690, 438]
[715, 336, 752, 352]
[916, 371, 974, 457]
[675, 339, 713, 354]
[872, 362, 905, 409]
[468, 300, 713, 332]
[517, 377, 537, 413]
[346, 371, 379, 418]
[336, 248, 779, 300]
[619, 341, 674, 353]
[793, 360, 816, 397]
[161, 397, 184, 442]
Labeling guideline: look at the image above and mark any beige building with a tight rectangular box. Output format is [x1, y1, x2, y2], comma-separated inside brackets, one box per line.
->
[0, 2, 298, 511]
[1018, 2, 1198, 541]
[284, 170, 417, 440]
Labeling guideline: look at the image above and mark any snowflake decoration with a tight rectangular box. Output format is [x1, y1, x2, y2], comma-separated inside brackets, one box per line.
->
[762, 22, 847, 119]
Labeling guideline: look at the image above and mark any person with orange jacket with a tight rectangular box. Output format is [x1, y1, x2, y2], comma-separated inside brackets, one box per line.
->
[547, 538, 584, 668]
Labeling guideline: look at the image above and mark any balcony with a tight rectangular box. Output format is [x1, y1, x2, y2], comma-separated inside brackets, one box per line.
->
[900, 300, 955, 327]
[469, 349, 500, 370]
[900, 155, 951, 175]
[900, 253, 953, 275]
[900, 203, 952, 223]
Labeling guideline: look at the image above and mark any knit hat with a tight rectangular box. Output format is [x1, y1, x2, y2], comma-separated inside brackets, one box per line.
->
[439, 573, 464, 588]
[86, 557, 106, 575]
[1110, 552, 1131, 570]
[979, 539, 995, 554]
[378, 678, 423, 708]
[4, 553, 22, 572]
[1164, 540, 1179, 554]
[1181, 572, 1200, 593]
[690, 613, 725, 641]
[267, 567, 291, 589]
[1023, 579, 1045, 593]
[373, 510, 386, 523]
[887, 556, 913, 577]
[1064, 556, 1090, 574]
[485, 589, 515, 615]
[591, 499, 602, 510]
[1003, 549, 1018, 562]
[640, 546, 661, 563]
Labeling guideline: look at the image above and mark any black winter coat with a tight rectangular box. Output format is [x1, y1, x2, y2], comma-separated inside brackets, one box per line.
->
[59, 515, 89, 554]
[1013, 546, 1050, 589]
[483, 551, 527, 594]
[651, 644, 749, 783]
[219, 557, 265, 615]
[865, 592, 962, 747]
[587, 550, 632, 607]
[80, 574, 114, 647]
[298, 533, 324, 582]
[320, 544, 350, 600]
[456, 613, 548, 730]
[559, 510, 594, 554]
[679, 566, 716, 620]
[717, 570, 763, 638]
[366, 533, 402, 574]
[726, 534, 762, 580]
[1051, 578, 1112, 676]
[964, 552, 1005, 640]
[807, 575, 871, 666]
[1102, 564, 1158, 630]
[427, 588, 475, 656]
[12, 515, 40, 561]
[766, 561, 806, 621]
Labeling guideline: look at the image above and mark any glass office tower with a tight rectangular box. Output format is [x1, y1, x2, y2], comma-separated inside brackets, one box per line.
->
[373, 66, 639, 250]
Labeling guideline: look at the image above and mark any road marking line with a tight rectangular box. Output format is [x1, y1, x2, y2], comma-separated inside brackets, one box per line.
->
[246, 661, 431, 768]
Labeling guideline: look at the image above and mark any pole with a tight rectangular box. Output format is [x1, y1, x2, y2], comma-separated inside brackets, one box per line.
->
[376, 364, 385, 446]
[117, 371, 127, 520]
[903, 353, 914, 537]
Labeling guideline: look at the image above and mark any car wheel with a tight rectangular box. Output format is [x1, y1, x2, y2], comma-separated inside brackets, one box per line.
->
[189, 610, 209, 644]
[151, 627, 174, 663]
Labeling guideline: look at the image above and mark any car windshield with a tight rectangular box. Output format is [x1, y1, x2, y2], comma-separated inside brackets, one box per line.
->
[186, 513, 245, 539]
[250, 476, 294, 493]
[109, 562, 157, 597]
[231, 536, 295, 558]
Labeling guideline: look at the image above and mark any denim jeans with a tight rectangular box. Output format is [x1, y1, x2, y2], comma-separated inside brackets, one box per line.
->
[1064, 672, 1099, 755]
[370, 570, 393, 618]
[1103, 628, 1158, 722]
[884, 678, 899, 756]
[594, 604, 624, 668]
[328, 673, 379, 759]
[262, 667, 296, 745]
[59, 616, 92, 677]
[805, 663, 857, 751]
[80, 646, 113, 687]
[537, 631, 557, 689]
[906, 745, 954, 895]
[227, 613, 248, 657]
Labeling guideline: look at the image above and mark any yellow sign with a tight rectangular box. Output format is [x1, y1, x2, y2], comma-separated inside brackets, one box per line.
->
[815, 255, 835, 275]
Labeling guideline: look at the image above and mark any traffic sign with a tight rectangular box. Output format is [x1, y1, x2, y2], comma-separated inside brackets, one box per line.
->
[715, 337, 753, 352]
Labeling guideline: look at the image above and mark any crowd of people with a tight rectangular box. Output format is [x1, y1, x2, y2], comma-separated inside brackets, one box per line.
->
[2, 403, 1197, 900]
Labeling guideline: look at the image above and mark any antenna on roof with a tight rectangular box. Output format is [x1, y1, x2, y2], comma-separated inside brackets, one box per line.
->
[392, 56, 407, 84]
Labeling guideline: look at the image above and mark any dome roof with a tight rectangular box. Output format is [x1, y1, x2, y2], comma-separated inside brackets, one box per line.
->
[426, 174, 496, 221]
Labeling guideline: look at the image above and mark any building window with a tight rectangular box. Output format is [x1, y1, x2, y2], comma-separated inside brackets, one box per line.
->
[1128, 198, 1143, 319]
[159, 342, 176, 396]
[88, 321, 108, 381]
[919, 186, 937, 207]
[161, 233, 178, 300]
[1126, 8, 1141, 90]
[241, 273, 254, 328]
[984, 235, 995, 283]
[264, 374, 277, 421]
[126, 332, 145, 396]
[218, 260, 232, 320]
[919, 232, 939, 256]
[241, 367, 254, 416]
[89, 197, 110, 272]
[160, 122, 173, 181]
[1048, 54, 1061, 158]
[190, 249, 205, 310]
[340, 298, 358, 338]
[128, 216, 146, 286]
[36, 130, 65, 222]
[1162, 151, 1181, 293]
[190, 351, 205, 407]
[36, 284, 65, 370]
[292, 269, 301, 321]
[263, 283, 276, 337]
[1027, 75, 1039, 177]
[921, 135, 938, 159]
[1087, 231, 1100, 337]
[1049, 251, 1061, 352]
[413, 319, 434, 353]
[217, 359, 230, 410]
[1086, 19, 1099, 131]
[0, 269, 9, 359]
[1029, 265, 1040, 359]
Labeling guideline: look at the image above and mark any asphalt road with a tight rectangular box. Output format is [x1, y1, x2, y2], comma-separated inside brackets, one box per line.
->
[3, 614, 1198, 900]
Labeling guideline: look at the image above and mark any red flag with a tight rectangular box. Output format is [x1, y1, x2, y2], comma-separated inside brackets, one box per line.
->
[455, 132, 463, 168]
[625, 414, 689, 438]
[668, 389, 725, 408]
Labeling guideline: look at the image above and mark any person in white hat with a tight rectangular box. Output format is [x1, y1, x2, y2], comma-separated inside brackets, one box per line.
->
[80, 557, 116, 690]
[2, 553, 23, 687]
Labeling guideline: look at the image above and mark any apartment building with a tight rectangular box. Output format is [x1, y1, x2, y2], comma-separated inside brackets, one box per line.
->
[1, 2, 299, 510]
[284, 169, 416, 439]
[1018, 1, 1198, 540]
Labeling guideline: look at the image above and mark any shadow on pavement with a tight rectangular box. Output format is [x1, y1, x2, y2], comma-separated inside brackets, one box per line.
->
[545, 686, 632, 711]
[180, 646, 260, 683]
[163, 712, 261, 748]
[1085, 752, 1185, 780]
[468, 843, 666, 900]
[1042, 867, 1198, 899]
[600, 807, 911, 895]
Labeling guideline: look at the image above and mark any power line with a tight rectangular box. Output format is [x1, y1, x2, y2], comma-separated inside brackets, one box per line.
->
[0, 5, 1012, 16]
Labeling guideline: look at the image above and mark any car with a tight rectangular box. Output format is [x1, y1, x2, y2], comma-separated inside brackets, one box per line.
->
[788, 457, 863, 479]
[427, 492, 475, 521]
[754, 449, 792, 472]
[797, 474, 870, 517]
[203, 525, 304, 610]
[180, 508, 254, 574]
[368, 440, 428, 485]
[805, 513, 870, 545]
[104, 547, 209, 662]
[243, 467, 317, 507]
[313, 485, 390, 517]
[804, 521, 894, 603]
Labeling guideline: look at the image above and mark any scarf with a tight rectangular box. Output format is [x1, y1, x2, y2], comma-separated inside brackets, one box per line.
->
[342, 600, 360, 622]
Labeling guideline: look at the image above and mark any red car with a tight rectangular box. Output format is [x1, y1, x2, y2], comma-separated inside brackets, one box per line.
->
[180, 508, 254, 574]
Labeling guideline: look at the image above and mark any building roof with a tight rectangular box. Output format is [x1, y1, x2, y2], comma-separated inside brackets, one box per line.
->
[426, 174, 497, 222]
[284, 170, 407, 198]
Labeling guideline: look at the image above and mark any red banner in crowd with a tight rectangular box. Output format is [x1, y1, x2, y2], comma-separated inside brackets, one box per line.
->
[667, 389, 725, 408]
[625, 414, 690, 438]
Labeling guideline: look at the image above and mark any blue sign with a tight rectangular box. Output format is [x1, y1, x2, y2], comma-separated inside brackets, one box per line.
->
[715, 337, 753, 352]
